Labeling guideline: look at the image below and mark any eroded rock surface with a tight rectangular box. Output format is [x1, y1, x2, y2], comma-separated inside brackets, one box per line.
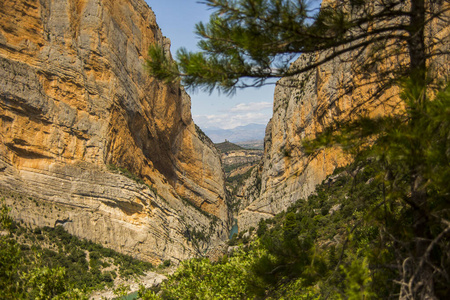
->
[237, 1, 450, 230]
[221, 150, 263, 167]
[0, 0, 228, 263]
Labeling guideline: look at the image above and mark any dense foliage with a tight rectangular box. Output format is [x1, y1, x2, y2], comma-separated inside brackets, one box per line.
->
[0, 199, 154, 299]
[136, 80, 450, 299]
[144, 1, 449, 297]
[135, 161, 380, 299]
[303, 78, 450, 298]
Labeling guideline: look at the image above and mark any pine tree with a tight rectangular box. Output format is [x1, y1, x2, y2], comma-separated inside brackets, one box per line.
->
[147, 0, 449, 95]
[302, 79, 450, 298]
[146, 0, 450, 298]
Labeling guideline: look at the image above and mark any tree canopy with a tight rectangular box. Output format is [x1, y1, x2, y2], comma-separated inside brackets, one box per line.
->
[147, 0, 449, 94]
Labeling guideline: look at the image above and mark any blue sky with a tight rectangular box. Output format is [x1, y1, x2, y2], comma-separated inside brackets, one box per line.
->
[145, 0, 275, 130]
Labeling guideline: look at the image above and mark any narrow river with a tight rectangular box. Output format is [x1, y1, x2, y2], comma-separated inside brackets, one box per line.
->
[229, 218, 238, 239]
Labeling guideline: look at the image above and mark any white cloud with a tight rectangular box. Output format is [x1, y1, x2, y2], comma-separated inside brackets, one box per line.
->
[193, 101, 273, 130]
[194, 111, 272, 130]
[229, 102, 272, 112]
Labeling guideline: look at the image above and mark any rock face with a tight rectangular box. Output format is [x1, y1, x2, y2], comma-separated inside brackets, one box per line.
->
[221, 150, 263, 169]
[0, 0, 228, 263]
[237, 3, 450, 230]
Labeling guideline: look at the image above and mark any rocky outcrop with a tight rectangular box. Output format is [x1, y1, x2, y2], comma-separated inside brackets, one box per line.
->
[0, 0, 228, 263]
[237, 2, 450, 230]
[221, 150, 263, 168]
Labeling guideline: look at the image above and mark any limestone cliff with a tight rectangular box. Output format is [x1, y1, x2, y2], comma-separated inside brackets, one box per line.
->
[221, 150, 263, 168]
[0, 0, 228, 263]
[237, 2, 450, 230]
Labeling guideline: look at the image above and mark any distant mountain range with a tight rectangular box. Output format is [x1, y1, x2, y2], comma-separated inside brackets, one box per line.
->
[202, 123, 266, 143]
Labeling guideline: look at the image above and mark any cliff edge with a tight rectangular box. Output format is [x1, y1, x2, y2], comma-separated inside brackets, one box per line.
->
[0, 0, 228, 264]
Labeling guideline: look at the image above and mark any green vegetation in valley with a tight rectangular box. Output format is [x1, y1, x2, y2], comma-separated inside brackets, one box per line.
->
[235, 141, 264, 150]
[146, 0, 449, 296]
[226, 165, 256, 197]
[138, 160, 392, 299]
[225, 164, 255, 182]
[223, 162, 248, 174]
[0, 199, 154, 299]
[137, 79, 450, 299]
[217, 140, 263, 213]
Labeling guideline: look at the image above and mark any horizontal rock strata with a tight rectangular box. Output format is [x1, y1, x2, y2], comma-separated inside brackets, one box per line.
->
[0, 0, 228, 263]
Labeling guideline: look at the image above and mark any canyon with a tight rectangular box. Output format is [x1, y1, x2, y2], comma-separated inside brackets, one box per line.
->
[235, 0, 450, 230]
[1, 0, 449, 268]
